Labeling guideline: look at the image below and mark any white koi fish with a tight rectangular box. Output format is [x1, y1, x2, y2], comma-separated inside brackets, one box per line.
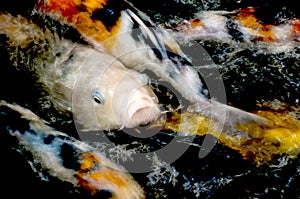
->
[0, 12, 161, 131]
[36, 0, 270, 127]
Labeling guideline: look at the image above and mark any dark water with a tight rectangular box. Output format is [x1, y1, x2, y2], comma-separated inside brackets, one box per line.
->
[0, 0, 300, 198]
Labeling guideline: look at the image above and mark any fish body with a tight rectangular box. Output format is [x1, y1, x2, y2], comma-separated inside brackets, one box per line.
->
[35, 0, 270, 127]
[0, 12, 160, 131]
[171, 7, 300, 52]
[0, 100, 145, 198]
[36, 0, 207, 103]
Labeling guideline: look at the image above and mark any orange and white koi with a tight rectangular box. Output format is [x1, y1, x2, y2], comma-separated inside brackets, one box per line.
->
[172, 7, 300, 52]
[0, 100, 145, 198]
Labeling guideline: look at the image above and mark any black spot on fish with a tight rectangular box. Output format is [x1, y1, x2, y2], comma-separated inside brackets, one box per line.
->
[29, 11, 88, 45]
[129, 15, 166, 61]
[60, 143, 80, 170]
[90, 0, 124, 31]
[151, 48, 163, 60]
[43, 134, 55, 145]
[130, 26, 164, 60]
[95, 189, 113, 199]
[168, 52, 192, 68]
[131, 23, 146, 42]
[0, 104, 31, 135]
[226, 18, 244, 42]
[167, 52, 210, 98]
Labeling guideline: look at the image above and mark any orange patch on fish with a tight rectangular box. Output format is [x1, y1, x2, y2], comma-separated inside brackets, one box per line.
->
[88, 169, 128, 187]
[290, 19, 300, 41]
[190, 18, 204, 28]
[78, 168, 128, 194]
[234, 7, 276, 42]
[36, 0, 121, 46]
[152, 106, 300, 166]
[236, 110, 300, 165]
[76, 151, 144, 197]
[79, 152, 127, 187]
[37, 0, 80, 22]
[79, 152, 102, 171]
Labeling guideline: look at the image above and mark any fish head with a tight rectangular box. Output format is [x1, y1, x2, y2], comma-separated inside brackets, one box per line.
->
[105, 70, 160, 129]
[94, 59, 161, 129]
[72, 51, 161, 131]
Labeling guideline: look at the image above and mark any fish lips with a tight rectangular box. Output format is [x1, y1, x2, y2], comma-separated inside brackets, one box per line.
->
[113, 83, 161, 129]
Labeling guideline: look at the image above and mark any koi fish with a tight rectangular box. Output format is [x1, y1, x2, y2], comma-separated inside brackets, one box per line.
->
[0, 12, 161, 131]
[171, 7, 300, 52]
[35, 0, 271, 127]
[35, 0, 206, 102]
[0, 100, 145, 198]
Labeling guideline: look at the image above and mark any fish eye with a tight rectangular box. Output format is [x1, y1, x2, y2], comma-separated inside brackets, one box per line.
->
[92, 90, 105, 104]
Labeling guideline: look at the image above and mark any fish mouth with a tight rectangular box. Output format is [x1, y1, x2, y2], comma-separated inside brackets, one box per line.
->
[126, 97, 161, 128]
